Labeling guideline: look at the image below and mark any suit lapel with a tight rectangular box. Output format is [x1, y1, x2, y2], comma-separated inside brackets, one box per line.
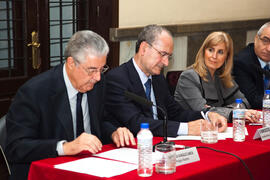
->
[253, 48, 264, 89]
[87, 89, 100, 138]
[126, 60, 153, 117]
[126, 60, 146, 96]
[53, 93, 74, 141]
[152, 75, 166, 119]
[51, 64, 74, 141]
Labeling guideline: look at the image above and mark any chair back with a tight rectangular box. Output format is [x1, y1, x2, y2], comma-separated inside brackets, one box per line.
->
[0, 115, 7, 149]
[0, 145, 10, 180]
[166, 71, 183, 95]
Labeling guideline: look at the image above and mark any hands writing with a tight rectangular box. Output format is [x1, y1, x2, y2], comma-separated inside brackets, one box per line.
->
[188, 112, 228, 136]
[188, 119, 202, 136]
[207, 112, 227, 132]
[63, 127, 136, 156]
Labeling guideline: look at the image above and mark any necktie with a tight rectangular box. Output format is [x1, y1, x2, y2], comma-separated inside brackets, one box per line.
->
[76, 92, 84, 137]
[144, 79, 152, 101]
[264, 64, 270, 90]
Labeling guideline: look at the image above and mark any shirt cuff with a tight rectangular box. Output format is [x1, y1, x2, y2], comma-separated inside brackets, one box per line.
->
[177, 123, 188, 135]
[56, 140, 67, 156]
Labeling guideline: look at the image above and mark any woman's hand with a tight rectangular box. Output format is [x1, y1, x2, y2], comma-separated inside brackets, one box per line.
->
[244, 110, 261, 122]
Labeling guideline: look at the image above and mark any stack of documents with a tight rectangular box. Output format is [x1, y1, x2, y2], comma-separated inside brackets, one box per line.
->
[55, 148, 141, 178]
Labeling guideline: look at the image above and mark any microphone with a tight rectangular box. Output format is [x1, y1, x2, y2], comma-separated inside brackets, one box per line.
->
[124, 91, 153, 108]
[124, 91, 174, 146]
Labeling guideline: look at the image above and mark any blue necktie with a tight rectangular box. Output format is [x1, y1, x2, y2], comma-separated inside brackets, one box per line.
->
[76, 92, 84, 137]
[144, 79, 152, 101]
[264, 64, 270, 90]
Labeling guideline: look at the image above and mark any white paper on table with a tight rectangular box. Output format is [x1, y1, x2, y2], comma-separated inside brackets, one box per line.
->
[94, 147, 158, 164]
[54, 157, 137, 178]
[219, 127, 248, 139]
[168, 127, 248, 141]
[94, 147, 138, 164]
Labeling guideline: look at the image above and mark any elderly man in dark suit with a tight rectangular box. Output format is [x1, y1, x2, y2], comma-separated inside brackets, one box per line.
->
[5, 30, 135, 180]
[233, 22, 270, 109]
[104, 25, 227, 137]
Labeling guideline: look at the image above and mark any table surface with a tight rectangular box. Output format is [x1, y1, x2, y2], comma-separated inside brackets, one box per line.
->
[28, 124, 270, 180]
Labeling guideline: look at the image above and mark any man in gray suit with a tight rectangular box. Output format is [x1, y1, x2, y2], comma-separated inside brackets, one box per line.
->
[5, 30, 135, 180]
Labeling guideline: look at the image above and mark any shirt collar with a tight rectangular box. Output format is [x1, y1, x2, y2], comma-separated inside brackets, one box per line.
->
[258, 57, 269, 68]
[132, 58, 152, 84]
[63, 63, 79, 99]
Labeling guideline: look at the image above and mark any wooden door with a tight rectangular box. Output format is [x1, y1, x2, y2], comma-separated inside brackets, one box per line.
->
[0, 0, 119, 117]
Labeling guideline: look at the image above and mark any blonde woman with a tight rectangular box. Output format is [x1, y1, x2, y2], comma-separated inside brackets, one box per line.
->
[174, 31, 260, 122]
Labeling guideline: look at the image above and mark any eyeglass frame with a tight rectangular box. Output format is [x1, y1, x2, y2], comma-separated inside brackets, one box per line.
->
[146, 41, 173, 60]
[258, 35, 270, 46]
[73, 58, 109, 76]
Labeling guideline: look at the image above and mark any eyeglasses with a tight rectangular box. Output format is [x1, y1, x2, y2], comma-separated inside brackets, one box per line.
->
[80, 64, 109, 76]
[258, 35, 270, 46]
[146, 42, 173, 60]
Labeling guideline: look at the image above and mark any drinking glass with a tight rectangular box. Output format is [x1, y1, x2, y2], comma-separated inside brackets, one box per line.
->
[155, 143, 176, 174]
[201, 119, 218, 144]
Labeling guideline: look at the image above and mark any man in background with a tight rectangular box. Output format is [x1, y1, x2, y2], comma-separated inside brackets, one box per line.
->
[104, 24, 227, 137]
[5, 30, 135, 180]
[233, 22, 270, 109]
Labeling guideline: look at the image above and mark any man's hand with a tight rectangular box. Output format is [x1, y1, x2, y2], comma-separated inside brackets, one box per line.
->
[111, 127, 136, 147]
[208, 112, 227, 132]
[63, 133, 102, 155]
[188, 119, 202, 136]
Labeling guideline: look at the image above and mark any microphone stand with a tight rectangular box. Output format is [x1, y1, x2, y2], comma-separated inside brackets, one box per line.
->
[152, 105, 175, 152]
[124, 91, 175, 151]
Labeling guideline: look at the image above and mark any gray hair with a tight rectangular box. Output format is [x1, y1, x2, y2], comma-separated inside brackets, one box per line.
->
[64, 30, 109, 64]
[135, 24, 172, 53]
[257, 22, 270, 36]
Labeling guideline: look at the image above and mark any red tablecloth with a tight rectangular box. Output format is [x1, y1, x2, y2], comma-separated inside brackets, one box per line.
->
[28, 124, 270, 180]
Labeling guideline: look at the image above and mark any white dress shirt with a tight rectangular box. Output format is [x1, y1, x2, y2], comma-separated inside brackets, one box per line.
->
[132, 58, 188, 135]
[258, 57, 268, 69]
[57, 63, 91, 155]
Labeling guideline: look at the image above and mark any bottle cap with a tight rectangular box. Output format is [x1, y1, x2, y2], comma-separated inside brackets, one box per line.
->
[140, 123, 149, 129]
[235, 98, 242, 103]
[265, 90, 270, 95]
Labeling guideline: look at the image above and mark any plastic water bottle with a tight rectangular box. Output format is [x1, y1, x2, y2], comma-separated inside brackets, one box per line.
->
[137, 123, 153, 177]
[263, 90, 270, 127]
[233, 99, 246, 142]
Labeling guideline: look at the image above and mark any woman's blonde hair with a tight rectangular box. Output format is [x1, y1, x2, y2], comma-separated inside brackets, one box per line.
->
[192, 31, 234, 88]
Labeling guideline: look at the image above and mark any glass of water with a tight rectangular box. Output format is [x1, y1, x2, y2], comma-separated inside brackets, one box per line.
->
[155, 143, 176, 174]
[201, 119, 218, 144]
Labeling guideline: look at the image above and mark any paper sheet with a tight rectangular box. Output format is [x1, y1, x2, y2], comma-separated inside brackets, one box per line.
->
[54, 157, 137, 178]
[94, 147, 158, 164]
[168, 127, 248, 141]
[94, 147, 138, 164]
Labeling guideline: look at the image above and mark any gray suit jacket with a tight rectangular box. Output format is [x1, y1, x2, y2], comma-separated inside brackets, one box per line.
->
[174, 68, 250, 120]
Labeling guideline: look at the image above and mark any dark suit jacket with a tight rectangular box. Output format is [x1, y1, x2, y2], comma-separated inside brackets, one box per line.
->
[233, 43, 264, 109]
[5, 64, 115, 180]
[104, 59, 203, 137]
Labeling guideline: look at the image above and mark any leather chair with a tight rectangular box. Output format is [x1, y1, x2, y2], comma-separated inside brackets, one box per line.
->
[0, 115, 10, 180]
[0, 115, 7, 149]
[166, 70, 183, 95]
